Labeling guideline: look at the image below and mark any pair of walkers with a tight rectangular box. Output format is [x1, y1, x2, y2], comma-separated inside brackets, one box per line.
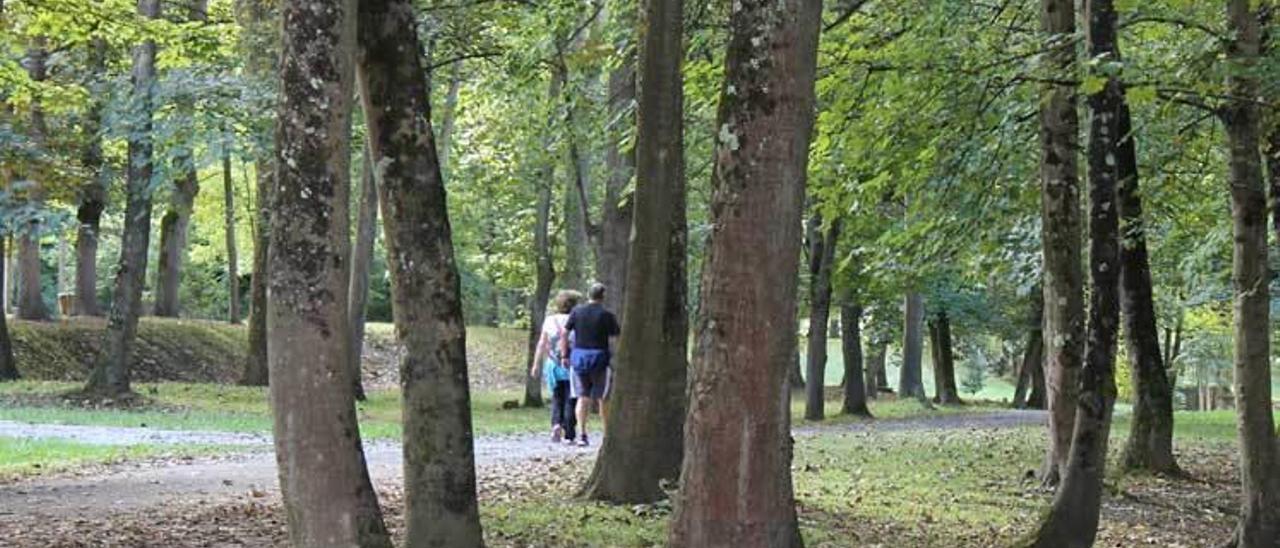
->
[531, 283, 620, 447]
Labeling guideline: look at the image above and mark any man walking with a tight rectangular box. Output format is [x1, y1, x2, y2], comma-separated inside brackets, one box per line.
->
[561, 283, 620, 446]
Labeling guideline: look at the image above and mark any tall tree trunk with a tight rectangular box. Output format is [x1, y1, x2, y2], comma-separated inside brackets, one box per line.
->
[598, 56, 636, 315]
[841, 302, 871, 417]
[929, 310, 962, 404]
[1224, 2, 1280, 546]
[521, 73, 565, 409]
[152, 0, 207, 318]
[804, 215, 839, 421]
[222, 137, 240, 324]
[1115, 84, 1177, 475]
[347, 146, 377, 402]
[581, 0, 686, 502]
[17, 41, 50, 322]
[270, 0, 391, 543]
[0, 237, 17, 381]
[899, 292, 926, 399]
[73, 37, 108, 317]
[82, 0, 161, 398]
[560, 59, 590, 292]
[1024, 2, 1123, 543]
[356, 0, 485, 541]
[667, 1, 821, 544]
[237, 0, 278, 387]
[1037, 0, 1084, 488]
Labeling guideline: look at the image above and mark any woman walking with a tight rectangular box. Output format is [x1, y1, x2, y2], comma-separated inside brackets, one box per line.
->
[531, 290, 582, 443]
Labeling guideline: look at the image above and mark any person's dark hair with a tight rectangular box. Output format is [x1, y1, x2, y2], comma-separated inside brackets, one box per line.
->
[552, 290, 583, 314]
[588, 283, 606, 302]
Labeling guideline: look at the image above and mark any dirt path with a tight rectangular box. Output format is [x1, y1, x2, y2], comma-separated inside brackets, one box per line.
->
[0, 410, 1045, 522]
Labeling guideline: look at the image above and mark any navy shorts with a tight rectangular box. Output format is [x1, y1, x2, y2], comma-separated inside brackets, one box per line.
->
[570, 349, 612, 399]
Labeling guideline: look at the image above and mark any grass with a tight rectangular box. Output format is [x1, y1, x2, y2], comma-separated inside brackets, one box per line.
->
[800, 338, 1021, 402]
[0, 435, 226, 481]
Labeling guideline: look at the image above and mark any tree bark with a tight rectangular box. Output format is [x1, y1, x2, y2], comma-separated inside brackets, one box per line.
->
[152, 0, 207, 318]
[1024, 1, 1123, 543]
[667, 1, 822, 544]
[82, 0, 161, 399]
[222, 137, 240, 324]
[1014, 292, 1046, 409]
[0, 236, 17, 381]
[1037, 0, 1084, 488]
[1114, 79, 1177, 476]
[581, 0, 686, 502]
[804, 215, 840, 421]
[356, 0, 485, 543]
[598, 56, 636, 315]
[1224, 2, 1280, 546]
[929, 310, 962, 405]
[840, 302, 871, 417]
[347, 146, 377, 402]
[73, 37, 108, 317]
[270, 0, 391, 543]
[899, 292, 926, 399]
[17, 42, 50, 322]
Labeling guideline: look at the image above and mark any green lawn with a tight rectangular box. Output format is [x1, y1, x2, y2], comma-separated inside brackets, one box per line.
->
[799, 339, 1020, 402]
[0, 436, 225, 481]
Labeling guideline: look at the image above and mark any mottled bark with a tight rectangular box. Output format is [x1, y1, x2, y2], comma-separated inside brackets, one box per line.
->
[667, 1, 822, 544]
[581, 0, 687, 503]
[356, 0, 483, 542]
[1224, 2, 1280, 546]
[73, 37, 108, 317]
[269, 0, 391, 543]
[347, 146, 377, 402]
[840, 303, 871, 417]
[82, 0, 161, 398]
[1023, 1, 1122, 543]
[899, 292, 926, 399]
[804, 215, 840, 421]
[1037, 0, 1084, 487]
[0, 237, 17, 381]
[928, 311, 962, 405]
[152, 0, 207, 318]
[222, 139, 240, 324]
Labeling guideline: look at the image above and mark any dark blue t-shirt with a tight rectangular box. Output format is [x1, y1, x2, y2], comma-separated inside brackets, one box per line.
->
[564, 303, 620, 350]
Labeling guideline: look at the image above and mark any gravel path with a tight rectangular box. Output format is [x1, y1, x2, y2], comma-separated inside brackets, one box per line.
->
[0, 409, 1044, 520]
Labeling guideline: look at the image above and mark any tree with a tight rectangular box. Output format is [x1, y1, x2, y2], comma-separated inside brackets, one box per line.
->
[927, 310, 962, 404]
[580, 0, 687, 503]
[82, 0, 162, 399]
[598, 55, 635, 315]
[73, 37, 108, 317]
[1022, 0, 1123, 543]
[1036, 0, 1084, 487]
[222, 134, 240, 324]
[0, 236, 16, 381]
[1013, 291, 1046, 410]
[267, 0, 391, 542]
[356, 0, 485, 541]
[805, 214, 840, 420]
[1223, 2, 1279, 546]
[840, 302, 871, 417]
[347, 146, 377, 402]
[521, 72, 564, 410]
[16, 41, 50, 322]
[898, 292, 926, 399]
[667, 0, 822, 544]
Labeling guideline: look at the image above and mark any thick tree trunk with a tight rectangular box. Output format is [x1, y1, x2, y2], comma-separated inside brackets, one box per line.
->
[840, 303, 871, 417]
[1115, 90, 1176, 475]
[1037, 0, 1084, 488]
[270, 0, 391, 543]
[929, 311, 962, 405]
[17, 42, 50, 322]
[347, 146, 377, 402]
[1224, 2, 1280, 546]
[356, 0, 484, 541]
[73, 37, 108, 317]
[83, 0, 161, 399]
[581, 0, 686, 502]
[222, 139, 240, 324]
[1024, 2, 1123, 543]
[804, 215, 840, 421]
[667, 2, 821, 544]
[899, 292, 926, 400]
[152, 0, 207, 318]
[0, 237, 17, 381]
[598, 57, 636, 315]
